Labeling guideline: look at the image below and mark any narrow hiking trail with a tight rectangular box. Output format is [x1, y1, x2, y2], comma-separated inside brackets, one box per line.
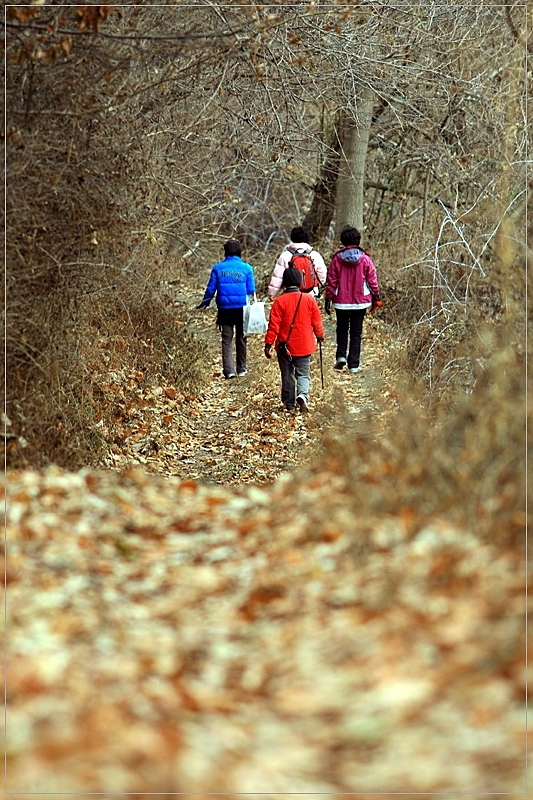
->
[101, 301, 402, 483]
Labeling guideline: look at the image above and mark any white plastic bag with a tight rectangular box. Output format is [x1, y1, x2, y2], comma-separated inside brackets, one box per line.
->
[243, 294, 267, 336]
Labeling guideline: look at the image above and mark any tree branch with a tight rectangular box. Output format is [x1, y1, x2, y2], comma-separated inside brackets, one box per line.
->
[504, 5, 532, 53]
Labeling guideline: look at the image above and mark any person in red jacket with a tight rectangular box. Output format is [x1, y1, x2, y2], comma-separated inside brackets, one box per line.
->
[264, 266, 324, 413]
[325, 226, 381, 373]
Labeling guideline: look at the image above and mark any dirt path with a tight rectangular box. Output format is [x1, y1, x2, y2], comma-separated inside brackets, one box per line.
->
[101, 303, 401, 483]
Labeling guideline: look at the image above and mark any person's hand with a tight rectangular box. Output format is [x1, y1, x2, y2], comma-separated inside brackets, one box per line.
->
[264, 343, 272, 359]
[324, 298, 332, 316]
[370, 297, 383, 314]
[316, 337, 324, 344]
[196, 300, 210, 310]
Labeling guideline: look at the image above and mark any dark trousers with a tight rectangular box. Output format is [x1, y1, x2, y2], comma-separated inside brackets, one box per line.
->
[220, 322, 247, 377]
[335, 308, 366, 368]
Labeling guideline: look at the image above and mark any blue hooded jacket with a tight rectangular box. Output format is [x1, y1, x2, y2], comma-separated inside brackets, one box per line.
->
[201, 255, 256, 309]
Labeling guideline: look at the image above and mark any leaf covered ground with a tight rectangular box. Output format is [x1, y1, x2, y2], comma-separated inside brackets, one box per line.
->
[4, 300, 529, 795]
[5, 462, 527, 794]
[99, 308, 400, 483]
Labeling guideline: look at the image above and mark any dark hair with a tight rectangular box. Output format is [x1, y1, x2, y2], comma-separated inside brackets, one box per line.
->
[282, 266, 302, 288]
[290, 226, 310, 244]
[224, 239, 242, 257]
[340, 226, 361, 247]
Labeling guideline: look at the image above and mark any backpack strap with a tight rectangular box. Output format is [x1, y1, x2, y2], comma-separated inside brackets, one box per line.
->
[285, 293, 303, 346]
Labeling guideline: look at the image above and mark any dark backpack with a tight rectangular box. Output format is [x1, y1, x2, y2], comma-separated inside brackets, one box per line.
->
[288, 248, 320, 293]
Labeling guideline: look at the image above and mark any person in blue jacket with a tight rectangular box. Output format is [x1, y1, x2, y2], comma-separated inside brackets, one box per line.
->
[197, 239, 256, 379]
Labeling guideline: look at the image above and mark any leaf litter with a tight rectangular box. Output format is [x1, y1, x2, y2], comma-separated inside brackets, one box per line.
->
[4, 310, 529, 794]
[98, 311, 397, 484]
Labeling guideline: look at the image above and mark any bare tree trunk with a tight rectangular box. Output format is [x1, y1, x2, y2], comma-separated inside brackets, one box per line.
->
[334, 92, 374, 239]
[302, 112, 342, 246]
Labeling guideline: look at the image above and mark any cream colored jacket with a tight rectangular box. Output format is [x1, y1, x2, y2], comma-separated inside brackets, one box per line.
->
[267, 243, 327, 298]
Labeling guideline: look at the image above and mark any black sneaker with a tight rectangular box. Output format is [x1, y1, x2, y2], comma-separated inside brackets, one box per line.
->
[285, 404, 296, 412]
[225, 373, 236, 379]
[237, 370, 247, 377]
[334, 357, 347, 370]
[296, 394, 309, 413]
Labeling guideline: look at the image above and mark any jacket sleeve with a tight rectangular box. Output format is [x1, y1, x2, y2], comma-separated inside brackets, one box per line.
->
[202, 266, 218, 303]
[246, 264, 256, 295]
[311, 297, 325, 340]
[268, 252, 289, 297]
[325, 255, 339, 300]
[312, 251, 327, 287]
[265, 298, 282, 346]
[364, 257, 380, 297]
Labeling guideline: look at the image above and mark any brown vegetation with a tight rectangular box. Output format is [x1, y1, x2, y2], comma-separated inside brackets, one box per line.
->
[3, 4, 530, 792]
[4, 3, 530, 467]
[5, 318, 529, 791]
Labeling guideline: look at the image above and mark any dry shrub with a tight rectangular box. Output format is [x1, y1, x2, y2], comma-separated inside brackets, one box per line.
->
[5, 270, 210, 471]
[318, 319, 527, 550]
[379, 245, 525, 404]
[371, 150, 529, 398]
[78, 279, 210, 393]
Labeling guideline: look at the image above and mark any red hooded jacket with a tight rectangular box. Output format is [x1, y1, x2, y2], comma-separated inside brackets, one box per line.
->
[265, 288, 324, 357]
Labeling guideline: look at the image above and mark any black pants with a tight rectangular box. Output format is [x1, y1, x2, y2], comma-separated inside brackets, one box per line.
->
[335, 308, 366, 368]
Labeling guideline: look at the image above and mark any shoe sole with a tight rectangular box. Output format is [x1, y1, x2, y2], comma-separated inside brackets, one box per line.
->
[296, 397, 309, 413]
[334, 362, 346, 370]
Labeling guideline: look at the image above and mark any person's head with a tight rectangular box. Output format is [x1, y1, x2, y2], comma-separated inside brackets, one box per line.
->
[340, 226, 361, 247]
[224, 239, 242, 257]
[290, 226, 310, 244]
[282, 266, 302, 288]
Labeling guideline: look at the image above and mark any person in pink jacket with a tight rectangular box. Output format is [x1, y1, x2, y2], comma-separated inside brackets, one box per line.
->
[325, 226, 381, 373]
[268, 226, 327, 299]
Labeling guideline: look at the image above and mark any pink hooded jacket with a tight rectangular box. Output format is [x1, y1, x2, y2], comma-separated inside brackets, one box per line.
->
[325, 246, 380, 309]
[268, 243, 327, 298]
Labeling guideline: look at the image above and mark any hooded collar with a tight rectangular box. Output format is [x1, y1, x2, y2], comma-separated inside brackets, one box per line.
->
[338, 246, 363, 263]
[287, 242, 312, 253]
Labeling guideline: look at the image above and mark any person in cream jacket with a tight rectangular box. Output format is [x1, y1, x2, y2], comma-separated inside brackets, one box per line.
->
[268, 226, 326, 300]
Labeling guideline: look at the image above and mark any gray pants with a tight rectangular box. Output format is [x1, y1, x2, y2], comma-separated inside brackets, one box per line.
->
[277, 350, 311, 408]
[220, 324, 247, 377]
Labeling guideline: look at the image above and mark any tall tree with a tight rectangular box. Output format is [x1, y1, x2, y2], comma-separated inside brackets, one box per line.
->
[334, 90, 374, 237]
